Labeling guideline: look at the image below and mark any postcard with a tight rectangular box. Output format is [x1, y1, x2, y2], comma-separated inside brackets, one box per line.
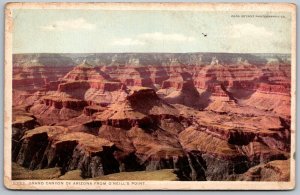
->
[4, 2, 296, 190]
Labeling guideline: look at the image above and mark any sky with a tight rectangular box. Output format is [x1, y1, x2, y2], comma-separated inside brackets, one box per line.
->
[12, 9, 292, 54]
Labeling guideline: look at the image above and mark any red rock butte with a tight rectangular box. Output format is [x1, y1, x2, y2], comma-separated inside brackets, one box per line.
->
[12, 53, 291, 181]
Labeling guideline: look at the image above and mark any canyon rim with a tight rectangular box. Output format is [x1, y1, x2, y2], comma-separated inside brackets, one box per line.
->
[4, 2, 296, 190]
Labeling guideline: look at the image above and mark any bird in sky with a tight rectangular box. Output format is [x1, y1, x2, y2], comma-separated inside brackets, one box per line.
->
[202, 33, 207, 37]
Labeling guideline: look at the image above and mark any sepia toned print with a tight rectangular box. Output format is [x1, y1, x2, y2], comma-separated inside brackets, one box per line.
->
[4, 3, 296, 190]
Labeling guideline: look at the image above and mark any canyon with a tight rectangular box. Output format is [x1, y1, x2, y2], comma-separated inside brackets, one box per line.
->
[12, 53, 291, 181]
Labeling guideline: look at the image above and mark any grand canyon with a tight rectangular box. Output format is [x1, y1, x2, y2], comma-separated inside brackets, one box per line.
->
[11, 53, 291, 181]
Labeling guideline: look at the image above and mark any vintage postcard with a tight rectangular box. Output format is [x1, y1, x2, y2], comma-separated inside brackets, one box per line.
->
[4, 2, 296, 190]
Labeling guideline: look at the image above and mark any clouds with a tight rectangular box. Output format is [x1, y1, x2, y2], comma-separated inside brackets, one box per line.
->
[40, 18, 96, 31]
[228, 23, 273, 38]
[13, 8, 291, 53]
[112, 32, 195, 46]
[138, 32, 195, 42]
[220, 23, 290, 53]
[112, 38, 145, 46]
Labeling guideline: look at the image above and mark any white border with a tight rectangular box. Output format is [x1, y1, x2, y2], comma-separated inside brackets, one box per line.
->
[4, 2, 296, 190]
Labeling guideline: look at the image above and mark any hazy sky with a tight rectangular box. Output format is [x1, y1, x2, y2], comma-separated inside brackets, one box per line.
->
[12, 9, 291, 53]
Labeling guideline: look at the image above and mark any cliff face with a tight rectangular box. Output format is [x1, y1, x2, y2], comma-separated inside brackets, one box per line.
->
[13, 126, 119, 178]
[238, 159, 290, 181]
[13, 66, 73, 91]
[12, 88, 290, 181]
[162, 80, 200, 107]
[12, 53, 291, 181]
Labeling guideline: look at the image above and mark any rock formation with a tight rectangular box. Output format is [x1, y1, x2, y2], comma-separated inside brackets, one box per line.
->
[11, 53, 292, 181]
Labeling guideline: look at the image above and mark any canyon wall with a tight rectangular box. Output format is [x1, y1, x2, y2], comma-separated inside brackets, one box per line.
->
[12, 53, 291, 181]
